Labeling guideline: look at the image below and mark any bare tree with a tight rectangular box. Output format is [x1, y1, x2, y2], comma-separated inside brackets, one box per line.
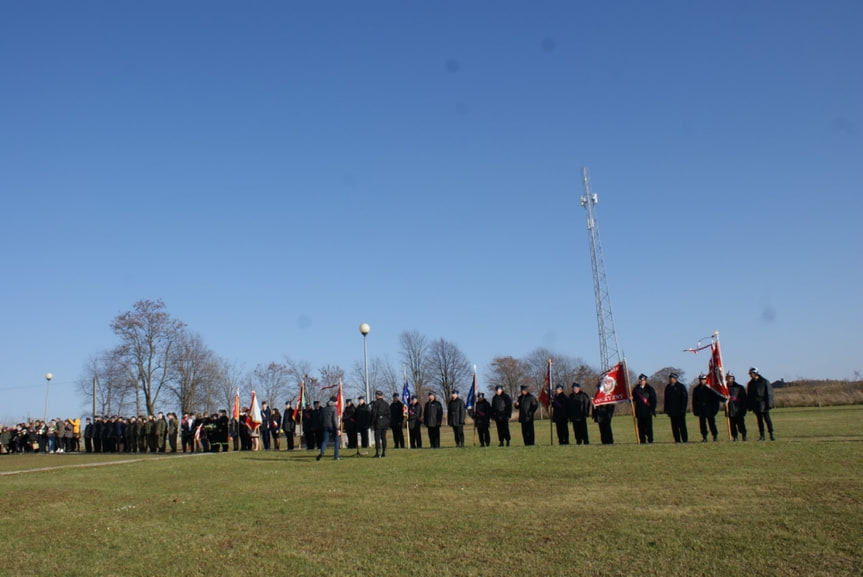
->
[400, 330, 430, 399]
[427, 338, 472, 400]
[351, 355, 399, 400]
[318, 364, 346, 401]
[284, 357, 313, 405]
[110, 299, 185, 415]
[213, 358, 246, 414]
[78, 348, 137, 416]
[650, 366, 685, 410]
[251, 362, 292, 409]
[486, 355, 530, 399]
[169, 331, 220, 414]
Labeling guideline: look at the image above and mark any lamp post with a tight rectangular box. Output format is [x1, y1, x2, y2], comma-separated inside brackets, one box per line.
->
[44, 372, 53, 423]
[359, 323, 370, 402]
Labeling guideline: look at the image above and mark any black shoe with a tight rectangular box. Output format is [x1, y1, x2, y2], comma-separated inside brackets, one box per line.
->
[315, 454, 322, 461]
[334, 457, 341, 461]
[498, 442, 504, 447]
[758, 436, 765, 441]
[373, 453, 380, 458]
[769, 433, 775, 441]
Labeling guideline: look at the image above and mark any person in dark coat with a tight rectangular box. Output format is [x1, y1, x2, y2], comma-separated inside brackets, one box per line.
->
[491, 385, 513, 447]
[283, 402, 297, 451]
[692, 374, 723, 442]
[632, 374, 657, 444]
[551, 384, 570, 445]
[726, 373, 748, 441]
[390, 393, 406, 449]
[664, 372, 689, 443]
[568, 383, 591, 445]
[301, 404, 316, 450]
[316, 396, 341, 461]
[370, 390, 390, 457]
[593, 399, 615, 445]
[424, 392, 443, 449]
[407, 396, 423, 449]
[260, 401, 272, 451]
[514, 386, 538, 446]
[83, 418, 94, 453]
[340, 399, 356, 449]
[311, 401, 324, 450]
[354, 396, 371, 449]
[747, 367, 774, 441]
[472, 392, 492, 447]
[448, 390, 467, 448]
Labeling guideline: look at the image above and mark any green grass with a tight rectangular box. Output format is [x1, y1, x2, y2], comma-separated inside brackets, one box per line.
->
[2, 406, 862, 577]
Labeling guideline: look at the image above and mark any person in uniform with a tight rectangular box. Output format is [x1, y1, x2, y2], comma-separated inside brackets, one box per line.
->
[726, 373, 748, 441]
[593, 401, 615, 445]
[260, 401, 272, 451]
[664, 372, 689, 443]
[340, 399, 356, 450]
[491, 385, 512, 447]
[472, 392, 492, 447]
[747, 367, 775, 441]
[632, 374, 657, 444]
[370, 390, 391, 458]
[316, 396, 341, 461]
[167, 412, 179, 453]
[514, 385, 538, 446]
[551, 384, 570, 445]
[390, 393, 406, 449]
[448, 390, 466, 448]
[424, 392, 443, 449]
[568, 383, 591, 445]
[283, 402, 297, 451]
[354, 396, 371, 449]
[407, 395, 423, 449]
[692, 374, 722, 442]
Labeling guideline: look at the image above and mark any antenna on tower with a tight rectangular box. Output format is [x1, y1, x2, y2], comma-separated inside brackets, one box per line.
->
[580, 167, 621, 371]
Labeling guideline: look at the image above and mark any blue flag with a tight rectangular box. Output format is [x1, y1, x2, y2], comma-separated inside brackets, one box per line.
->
[401, 377, 411, 413]
[465, 371, 477, 410]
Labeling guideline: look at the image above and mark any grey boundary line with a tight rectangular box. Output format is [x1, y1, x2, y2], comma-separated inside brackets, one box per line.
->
[0, 451, 214, 476]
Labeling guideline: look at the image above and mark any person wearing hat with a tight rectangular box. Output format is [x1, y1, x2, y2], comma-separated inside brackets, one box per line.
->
[407, 395, 423, 449]
[448, 390, 467, 448]
[491, 385, 513, 447]
[593, 393, 615, 445]
[424, 392, 443, 448]
[340, 399, 356, 450]
[472, 392, 492, 447]
[664, 372, 689, 443]
[692, 374, 722, 442]
[514, 385, 539, 446]
[301, 402, 316, 451]
[390, 393, 406, 450]
[632, 374, 657, 444]
[552, 384, 570, 445]
[354, 395, 371, 450]
[568, 383, 591, 445]
[316, 396, 341, 461]
[283, 401, 297, 451]
[726, 373, 748, 441]
[746, 367, 774, 441]
[370, 391, 391, 457]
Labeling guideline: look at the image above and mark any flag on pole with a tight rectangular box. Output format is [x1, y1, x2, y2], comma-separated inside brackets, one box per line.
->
[465, 368, 477, 411]
[401, 375, 411, 416]
[593, 362, 629, 406]
[336, 380, 344, 416]
[249, 391, 262, 431]
[707, 337, 730, 397]
[293, 381, 305, 421]
[232, 388, 240, 422]
[539, 359, 552, 409]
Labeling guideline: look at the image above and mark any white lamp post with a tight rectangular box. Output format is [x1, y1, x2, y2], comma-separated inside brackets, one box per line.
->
[44, 372, 53, 423]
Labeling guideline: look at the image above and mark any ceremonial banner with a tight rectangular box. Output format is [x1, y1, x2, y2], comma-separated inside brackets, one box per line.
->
[249, 391, 262, 430]
[539, 360, 552, 409]
[707, 340, 729, 397]
[465, 370, 477, 411]
[401, 377, 411, 416]
[593, 362, 629, 406]
[292, 381, 305, 421]
[232, 388, 240, 422]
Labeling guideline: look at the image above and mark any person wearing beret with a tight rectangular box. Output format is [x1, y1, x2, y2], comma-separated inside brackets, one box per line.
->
[514, 385, 538, 446]
[746, 367, 775, 441]
[424, 392, 443, 449]
[725, 373, 748, 442]
[568, 383, 592, 445]
[552, 384, 570, 445]
[390, 393, 406, 450]
[354, 396, 371, 450]
[664, 372, 689, 443]
[692, 374, 722, 442]
[448, 390, 467, 448]
[370, 390, 391, 458]
[340, 399, 355, 450]
[632, 374, 657, 444]
[491, 385, 513, 447]
[407, 395, 423, 449]
[472, 392, 492, 447]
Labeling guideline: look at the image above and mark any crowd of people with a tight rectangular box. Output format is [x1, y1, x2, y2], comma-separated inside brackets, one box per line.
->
[1, 368, 776, 456]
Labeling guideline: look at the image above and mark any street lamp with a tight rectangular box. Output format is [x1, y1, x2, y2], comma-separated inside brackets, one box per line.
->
[44, 372, 53, 423]
[359, 323, 370, 402]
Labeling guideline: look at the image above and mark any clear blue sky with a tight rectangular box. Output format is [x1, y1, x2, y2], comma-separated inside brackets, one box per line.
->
[2, 1, 861, 422]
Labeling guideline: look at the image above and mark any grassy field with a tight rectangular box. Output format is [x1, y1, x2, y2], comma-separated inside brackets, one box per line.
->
[2, 406, 861, 577]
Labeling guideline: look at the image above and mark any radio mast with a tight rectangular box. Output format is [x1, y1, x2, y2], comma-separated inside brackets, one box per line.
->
[580, 167, 621, 370]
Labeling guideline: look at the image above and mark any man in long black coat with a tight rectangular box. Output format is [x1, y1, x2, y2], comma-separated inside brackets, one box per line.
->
[726, 373, 748, 441]
[491, 385, 512, 447]
[370, 390, 390, 457]
[472, 393, 492, 447]
[692, 374, 722, 442]
[568, 383, 591, 445]
[424, 392, 443, 449]
[514, 386, 538, 446]
[747, 367, 775, 441]
[389, 393, 405, 449]
[551, 385, 570, 445]
[447, 390, 466, 448]
[354, 396, 371, 449]
[632, 374, 657, 444]
[664, 372, 689, 443]
[407, 396, 423, 449]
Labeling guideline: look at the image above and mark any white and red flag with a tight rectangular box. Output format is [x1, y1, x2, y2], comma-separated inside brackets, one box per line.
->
[248, 391, 262, 431]
[707, 338, 730, 397]
[593, 362, 629, 406]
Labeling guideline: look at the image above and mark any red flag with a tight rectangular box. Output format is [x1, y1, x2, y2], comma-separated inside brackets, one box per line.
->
[539, 360, 551, 409]
[292, 381, 305, 421]
[593, 362, 629, 406]
[336, 381, 344, 417]
[249, 391, 262, 430]
[232, 388, 240, 422]
[707, 340, 730, 397]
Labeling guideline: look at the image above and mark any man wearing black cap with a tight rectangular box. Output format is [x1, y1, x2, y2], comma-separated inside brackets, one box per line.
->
[370, 391, 390, 457]
[491, 385, 512, 447]
[448, 390, 467, 448]
[514, 385, 538, 446]
[473, 392, 492, 447]
[390, 393, 406, 449]
[552, 384, 570, 445]
[632, 374, 657, 444]
[568, 383, 591, 445]
[283, 401, 297, 451]
[664, 372, 689, 443]
[726, 373, 748, 441]
[407, 395, 423, 449]
[340, 399, 356, 450]
[747, 368, 774, 441]
[692, 374, 722, 442]
[424, 392, 443, 448]
[355, 396, 371, 450]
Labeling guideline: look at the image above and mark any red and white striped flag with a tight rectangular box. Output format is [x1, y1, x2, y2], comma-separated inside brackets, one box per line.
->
[249, 391, 262, 431]
[707, 339, 730, 397]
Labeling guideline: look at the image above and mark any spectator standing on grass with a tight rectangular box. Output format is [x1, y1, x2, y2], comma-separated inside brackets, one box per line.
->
[424, 392, 443, 449]
[260, 401, 272, 450]
[491, 385, 512, 447]
[747, 367, 775, 441]
[552, 384, 570, 445]
[341, 399, 356, 450]
[632, 374, 657, 444]
[355, 396, 371, 450]
[407, 395, 423, 449]
[270, 408, 282, 451]
[664, 372, 689, 443]
[283, 401, 297, 451]
[83, 418, 93, 453]
[316, 396, 341, 461]
[514, 385, 538, 446]
[390, 393, 406, 449]
[726, 373, 748, 441]
[448, 390, 467, 448]
[568, 383, 591, 445]
[370, 390, 390, 458]
[473, 392, 492, 447]
[692, 374, 722, 442]
[593, 401, 615, 445]
[167, 413, 179, 453]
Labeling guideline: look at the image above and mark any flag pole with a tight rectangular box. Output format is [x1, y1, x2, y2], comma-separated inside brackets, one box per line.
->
[548, 359, 554, 446]
[624, 358, 640, 444]
[714, 332, 733, 441]
[472, 365, 478, 447]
